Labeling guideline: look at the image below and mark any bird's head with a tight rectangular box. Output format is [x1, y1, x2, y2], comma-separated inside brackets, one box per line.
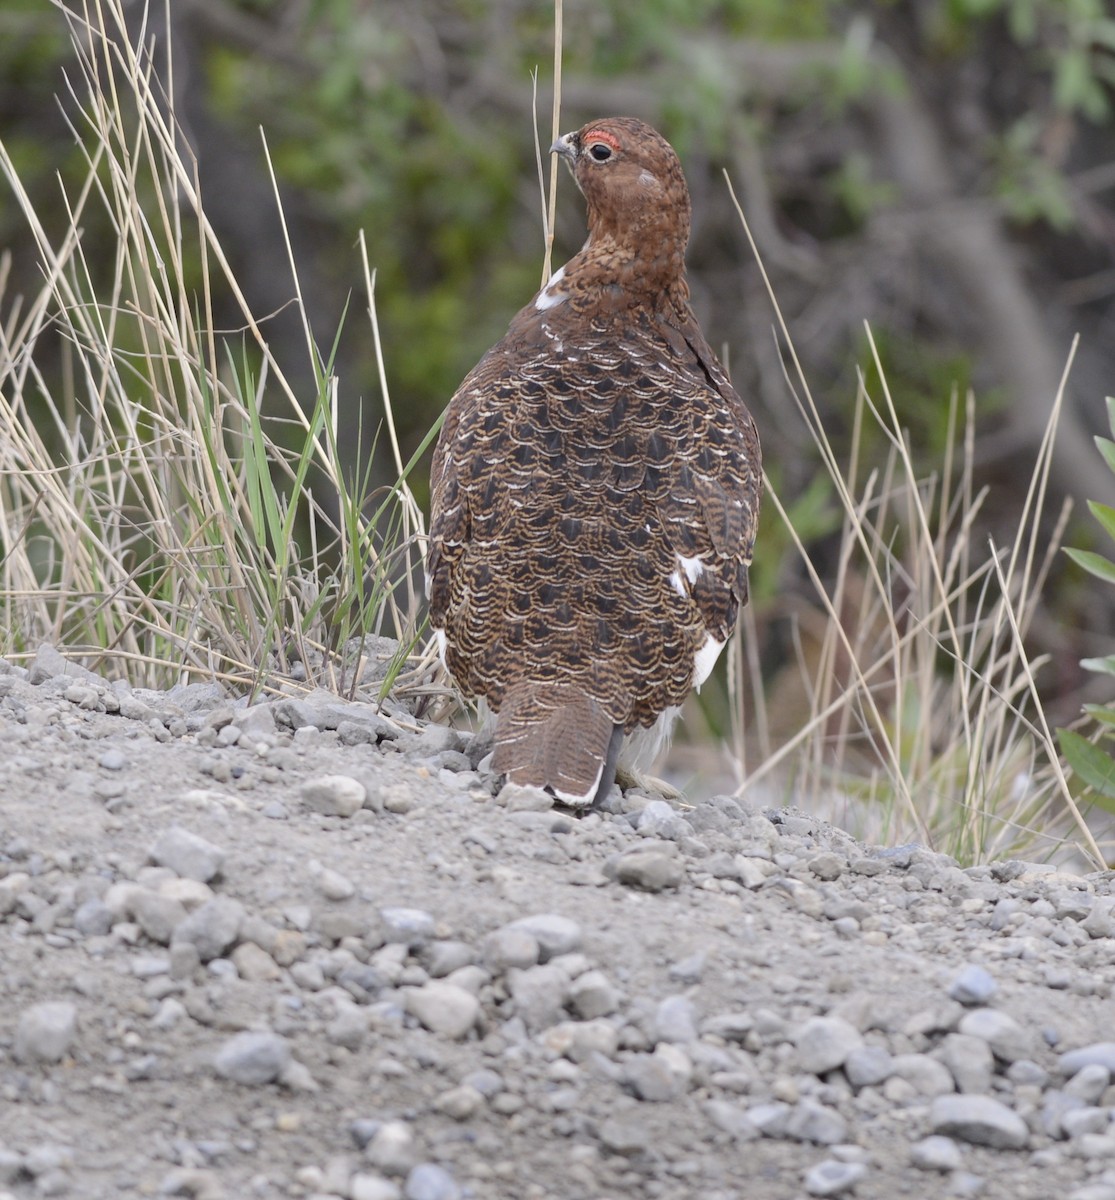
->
[551, 117, 692, 259]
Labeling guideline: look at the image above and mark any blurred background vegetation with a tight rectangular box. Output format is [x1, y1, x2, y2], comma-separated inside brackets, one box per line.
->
[3, 0, 1115, 798]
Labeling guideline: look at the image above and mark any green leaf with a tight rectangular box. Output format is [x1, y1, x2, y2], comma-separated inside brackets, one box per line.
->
[1088, 500, 1115, 545]
[1083, 703, 1115, 727]
[1059, 729, 1115, 799]
[1095, 436, 1115, 476]
[1065, 547, 1115, 584]
[1082, 655, 1115, 677]
[1107, 396, 1115, 441]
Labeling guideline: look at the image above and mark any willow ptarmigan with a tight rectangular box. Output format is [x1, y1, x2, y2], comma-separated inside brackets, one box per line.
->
[428, 116, 761, 806]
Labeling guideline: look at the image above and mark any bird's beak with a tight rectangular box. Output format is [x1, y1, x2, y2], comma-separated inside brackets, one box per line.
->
[550, 131, 577, 161]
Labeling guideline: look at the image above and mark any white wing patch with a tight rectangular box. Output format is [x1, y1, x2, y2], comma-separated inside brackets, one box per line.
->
[677, 554, 705, 584]
[668, 570, 685, 598]
[692, 633, 725, 689]
[434, 628, 447, 666]
[535, 264, 567, 312]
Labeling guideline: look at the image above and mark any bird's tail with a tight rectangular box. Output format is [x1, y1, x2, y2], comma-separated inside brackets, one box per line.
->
[491, 681, 623, 806]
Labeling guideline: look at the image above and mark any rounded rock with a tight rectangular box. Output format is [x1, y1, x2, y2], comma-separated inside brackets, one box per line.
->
[366, 1121, 417, 1176]
[351, 1176, 403, 1200]
[948, 964, 998, 1006]
[213, 1030, 290, 1085]
[569, 969, 620, 1020]
[1060, 1044, 1115, 1076]
[957, 1007, 1034, 1063]
[404, 1163, 460, 1200]
[795, 1016, 863, 1075]
[505, 914, 582, 961]
[149, 825, 226, 882]
[615, 846, 684, 891]
[130, 890, 188, 945]
[300, 774, 366, 817]
[804, 1160, 866, 1196]
[380, 907, 436, 946]
[910, 1135, 963, 1172]
[404, 982, 479, 1039]
[785, 1100, 848, 1146]
[171, 896, 244, 962]
[15, 1002, 78, 1063]
[929, 1094, 1028, 1150]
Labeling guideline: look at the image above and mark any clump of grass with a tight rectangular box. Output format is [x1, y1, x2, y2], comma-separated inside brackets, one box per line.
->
[0, 1, 428, 698]
[725, 170, 1100, 866]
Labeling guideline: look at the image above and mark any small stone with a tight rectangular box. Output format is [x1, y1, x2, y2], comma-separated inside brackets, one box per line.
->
[350, 1175, 403, 1200]
[149, 825, 226, 882]
[542, 1019, 619, 1063]
[366, 1121, 417, 1176]
[785, 1100, 848, 1145]
[654, 994, 698, 1044]
[130, 890, 188, 945]
[1062, 1107, 1111, 1139]
[668, 952, 706, 984]
[1082, 901, 1115, 939]
[807, 852, 845, 881]
[505, 914, 582, 961]
[948, 964, 998, 1006]
[795, 1016, 863, 1074]
[1064, 1064, 1111, 1102]
[15, 1002, 78, 1063]
[803, 1159, 866, 1196]
[434, 1085, 484, 1120]
[597, 1111, 650, 1155]
[635, 800, 691, 840]
[910, 1135, 963, 1171]
[889, 1053, 955, 1097]
[704, 1100, 760, 1141]
[939, 1033, 994, 1094]
[318, 868, 356, 901]
[99, 747, 126, 771]
[300, 774, 366, 816]
[404, 983, 479, 1039]
[930, 1094, 1028, 1149]
[231, 942, 281, 982]
[482, 927, 540, 972]
[1061, 1044, 1115, 1076]
[747, 1102, 792, 1137]
[73, 898, 114, 937]
[424, 941, 476, 978]
[625, 1043, 692, 1102]
[508, 963, 569, 1032]
[569, 970, 620, 1019]
[404, 1163, 460, 1200]
[844, 1044, 893, 1088]
[171, 896, 244, 962]
[213, 1030, 290, 1085]
[381, 907, 436, 946]
[957, 1007, 1034, 1063]
[615, 845, 684, 891]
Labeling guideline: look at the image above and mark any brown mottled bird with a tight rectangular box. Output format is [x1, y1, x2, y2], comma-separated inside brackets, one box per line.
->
[427, 117, 761, 805]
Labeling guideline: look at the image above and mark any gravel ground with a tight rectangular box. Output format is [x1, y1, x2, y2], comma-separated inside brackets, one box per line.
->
[3, 645, 1115, 1200]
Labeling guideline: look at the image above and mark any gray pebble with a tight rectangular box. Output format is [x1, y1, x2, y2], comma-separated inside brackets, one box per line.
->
[747, 1102, 791, 1137]
[434, 1084, 484, 1120]
[351, 1175, 403, 1200]
[625, 1044, 692, 1102]
[171, 896, 244, 961]
[948, 964, 998, 1006]
[930, 1094, 1028, 1149]
[424, 941, 476, 978]
[939, 1033, 994, 1094]
[668, 952, 706, 984]
[508, 963, 569, 1032]
[1061, 1107, 1111, 1139]
[1065, 1063, 1111, 1102]
[569, 969, 620, 1019]
[505, 913, 582, 961]
[803, 1159, 866, 1196]
[635, 800, 691, 840]
[889, 1052, 955, 1097]
[957, 1007, 1034, 1062]
[704, 1099, 759, 1140]
[380, 907, 436, 946]
[404, 1163, 460, 1200]
[795, 1016, 863, 1074]
[654, 994, 698, 1044]
[15, 1001, 78, 1063]
[366, 1121, 417, 1176]
[130, 890, 188, 945]
[482, 927, 540, 972]
[615, 845, 684, 891]
[597, 1110, 650, 1155]
[785, 1100, 848, 1145]
[1061, 1044, 1115, 1075]
[99, 747, 126, 771]
[317, 867, 356, 901]
[300, 774, 366, 817]
[404, 982, 479, 1039]
[910, 1135, 962, 1171]
[213, 1030, 290, 1085]
[844, 1044, 893, 1088]
[807, 852, 845, 881]
[73, 897, 114, 937]
[150, 825, 226, 883]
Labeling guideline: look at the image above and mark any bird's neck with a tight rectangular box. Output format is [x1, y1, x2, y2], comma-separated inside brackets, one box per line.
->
[564, 229, 690, 308]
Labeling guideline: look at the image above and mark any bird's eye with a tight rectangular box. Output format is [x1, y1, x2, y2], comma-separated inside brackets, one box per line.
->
[588, 142, 613, 162]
